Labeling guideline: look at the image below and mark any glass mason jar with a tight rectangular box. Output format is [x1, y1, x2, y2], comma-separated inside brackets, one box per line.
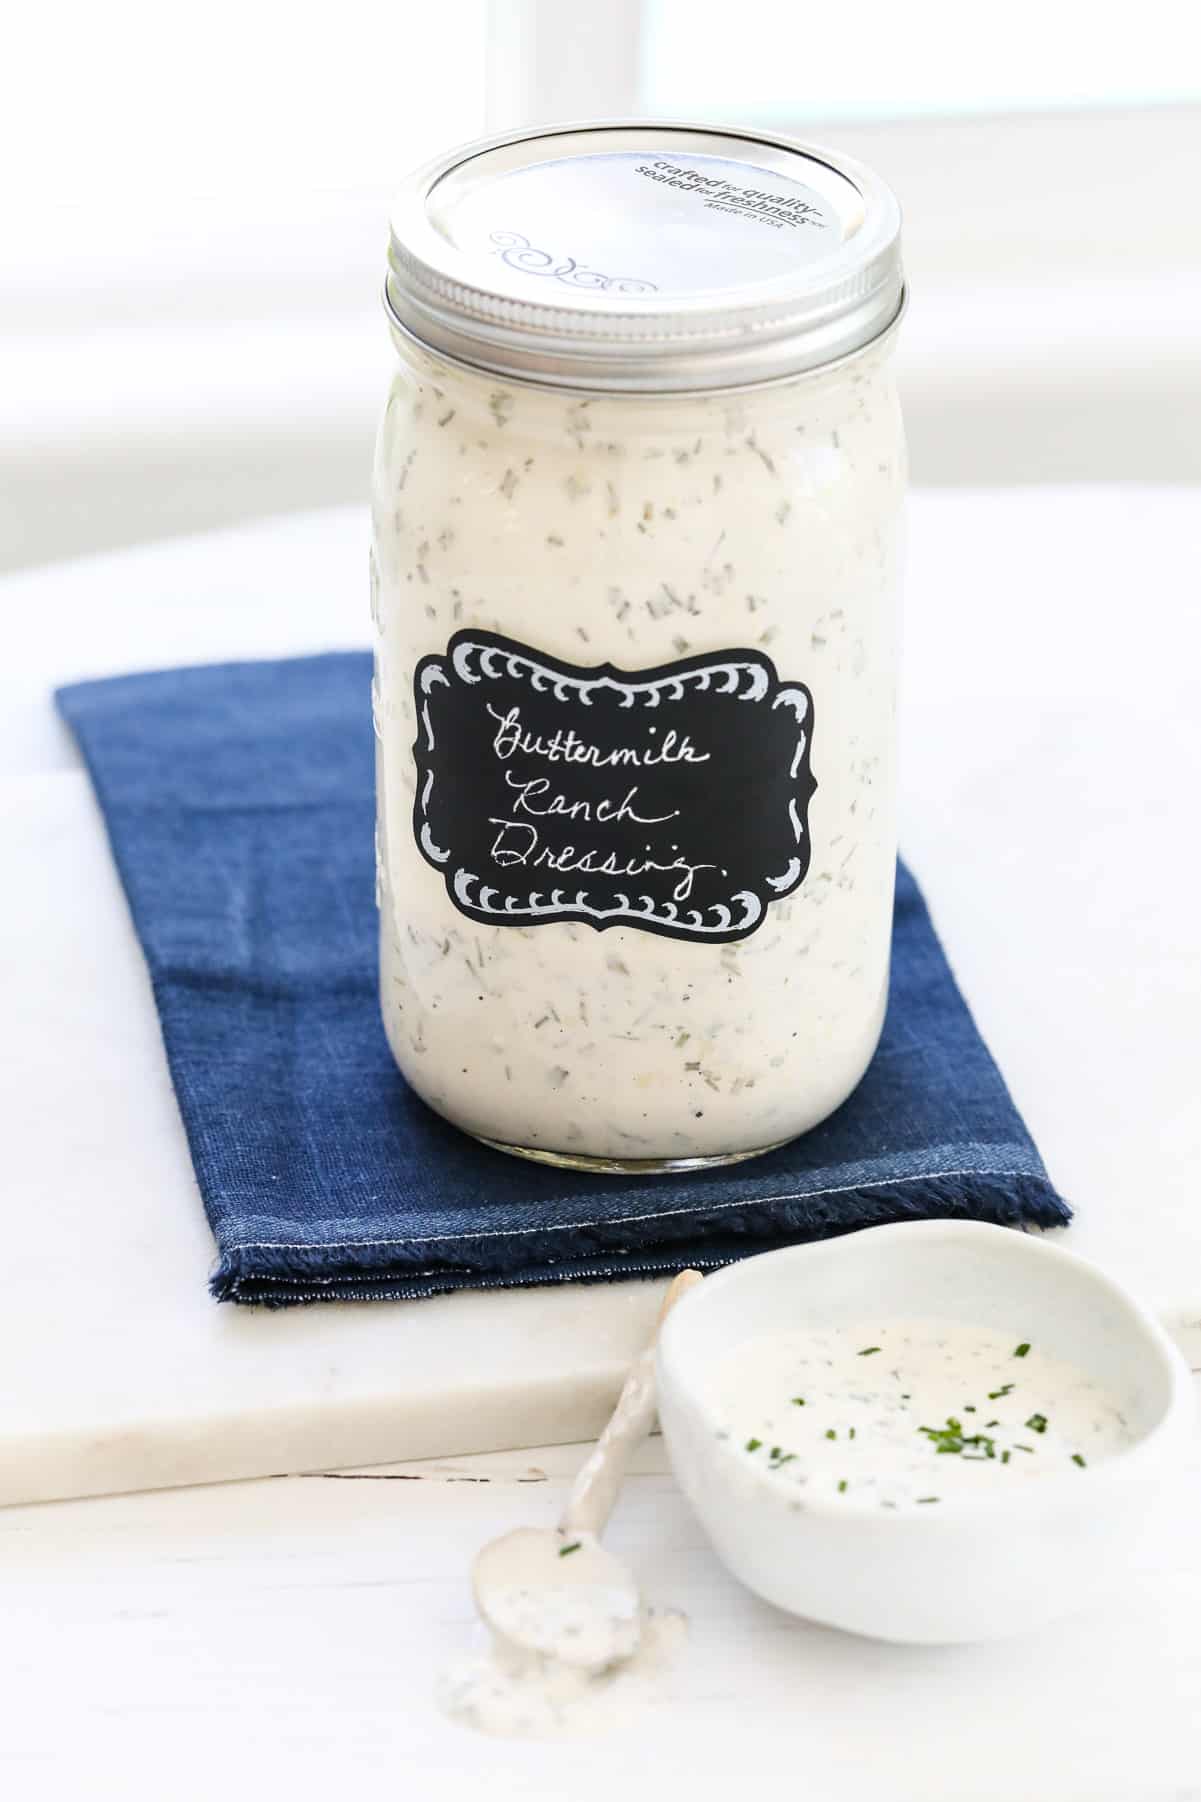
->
[373, 124, 906, 1173]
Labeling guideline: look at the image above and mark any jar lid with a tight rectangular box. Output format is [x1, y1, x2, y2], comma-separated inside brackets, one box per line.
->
[385, 121, 904, 394]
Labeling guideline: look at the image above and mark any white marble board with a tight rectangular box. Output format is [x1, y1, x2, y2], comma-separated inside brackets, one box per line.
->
[2, 488, 1198, 1507]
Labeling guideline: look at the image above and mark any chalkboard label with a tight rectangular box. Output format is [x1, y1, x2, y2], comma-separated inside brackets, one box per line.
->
[412, 631, 816, 944]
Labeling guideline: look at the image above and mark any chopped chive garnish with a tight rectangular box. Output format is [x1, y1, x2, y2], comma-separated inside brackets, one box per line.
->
[985, 1419, 1000, 1429]
[964, 1405, 977, 1413]
[857, 1347, 881, 1356]
[918, 1417, 998, 1460]
[900, 1393, 911, 1400]
[559, 1541, 582, 1558]
[1071, 1453, 1087, 1468]
[745, 1437, 762, 1453]
[849, 1427, 856, 1440]
[1001, 1450, 1011, 1464]
[825, 1428, 837, 1441]
[1014, 1343, 1031, 1358]
[791, 1397, 806, 1406]
[988, 1383, 1014, 1399]
[916, 1496, 940, 1504]
[1025, 1413, 1048, 1434]
[1014, 1444, 1034, 1453]
[838, 1479, 848, 1493]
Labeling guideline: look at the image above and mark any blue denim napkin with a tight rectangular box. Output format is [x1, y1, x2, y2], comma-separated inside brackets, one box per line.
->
[58, 653, 1069, 1305]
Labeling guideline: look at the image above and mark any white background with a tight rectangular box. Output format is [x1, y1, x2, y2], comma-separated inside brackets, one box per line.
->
[644, 0, 1201, 117]
[4, 0, 1200, 573]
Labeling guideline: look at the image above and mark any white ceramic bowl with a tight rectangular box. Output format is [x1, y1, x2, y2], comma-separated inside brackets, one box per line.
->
[657, 1220, 1194, 1644]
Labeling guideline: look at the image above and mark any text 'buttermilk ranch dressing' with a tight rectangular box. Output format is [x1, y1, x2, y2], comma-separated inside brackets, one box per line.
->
[373, 124, 906, 1170]
[709, 1320, 1133, 1509]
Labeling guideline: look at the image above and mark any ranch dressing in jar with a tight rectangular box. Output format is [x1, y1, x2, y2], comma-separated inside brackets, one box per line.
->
[373, 123, 906, 1171]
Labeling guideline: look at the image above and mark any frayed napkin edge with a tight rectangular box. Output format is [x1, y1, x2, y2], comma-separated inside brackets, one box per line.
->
[209, 1169, 1072, 1305]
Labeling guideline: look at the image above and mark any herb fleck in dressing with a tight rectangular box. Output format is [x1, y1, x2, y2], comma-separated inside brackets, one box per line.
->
[710, 1320, 1131, 1508]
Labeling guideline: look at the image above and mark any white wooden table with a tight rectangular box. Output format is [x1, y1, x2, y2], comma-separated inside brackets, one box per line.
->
[3, 1422, 1200, 1801]
[3, 487, 1200, 1797]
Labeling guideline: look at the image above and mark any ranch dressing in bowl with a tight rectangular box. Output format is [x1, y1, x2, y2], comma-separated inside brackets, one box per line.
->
[656, 1223, 1196, 1643]
[711, 1319, 1132, 1510]
[374, 122, 905, 1170]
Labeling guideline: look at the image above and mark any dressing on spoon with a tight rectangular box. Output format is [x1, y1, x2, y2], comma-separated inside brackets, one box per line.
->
[440, 1269, 701, 1735]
